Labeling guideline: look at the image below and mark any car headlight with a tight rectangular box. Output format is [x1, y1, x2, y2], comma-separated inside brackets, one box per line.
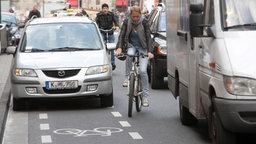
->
[14, 68, 37, 77]
[157, 45, 167, 55]
[223, 76, 256, 95]
[86, 65, 109, 75]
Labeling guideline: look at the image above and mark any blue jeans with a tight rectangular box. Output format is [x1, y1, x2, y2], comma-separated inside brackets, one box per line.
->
[101, 33, 115, 65]
[127, 47, 149, 97]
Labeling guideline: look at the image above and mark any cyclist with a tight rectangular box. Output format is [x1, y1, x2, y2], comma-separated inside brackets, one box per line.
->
[96, 3, 119, 70]
[115, 6, 154, 107]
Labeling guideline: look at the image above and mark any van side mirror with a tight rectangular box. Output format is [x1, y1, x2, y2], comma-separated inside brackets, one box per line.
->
[189, 4, 203, 38]
[6, 46, 17, 55]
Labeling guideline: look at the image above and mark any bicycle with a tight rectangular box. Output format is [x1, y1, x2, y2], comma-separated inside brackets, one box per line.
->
[99, 28, 116, 70]
[118, 52, 148, 117]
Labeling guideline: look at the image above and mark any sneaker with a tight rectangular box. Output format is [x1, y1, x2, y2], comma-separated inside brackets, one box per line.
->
[142, 97, 149, 107]
[112, 64, 116, 70]
[122, 79, 128, 87]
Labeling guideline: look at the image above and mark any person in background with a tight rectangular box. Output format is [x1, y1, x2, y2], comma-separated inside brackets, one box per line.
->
[9, 8, 14, 13]
[95, 3, 119, 70]
[81, 8, 89, 17]
[28, 5, 41, 20]
[115, 6, 154, 107]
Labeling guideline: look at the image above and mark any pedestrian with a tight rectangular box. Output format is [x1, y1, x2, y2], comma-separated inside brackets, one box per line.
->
[115, 6, 154, 107]
[95, 3, 119, 70]
[27, 5, 41, 21]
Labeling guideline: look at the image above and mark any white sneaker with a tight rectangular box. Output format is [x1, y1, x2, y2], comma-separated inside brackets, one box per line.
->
[142, 97, 149, 107]
[122, 79, 128, 87]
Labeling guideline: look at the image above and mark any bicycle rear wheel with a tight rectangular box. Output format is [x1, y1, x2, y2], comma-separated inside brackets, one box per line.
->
[135, 75, 142, 112]
[128, 74, 135, 117]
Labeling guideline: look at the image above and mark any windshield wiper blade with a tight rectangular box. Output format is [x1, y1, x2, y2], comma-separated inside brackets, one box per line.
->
[48, 47, 86, 51]
[31, 48, 46, 52]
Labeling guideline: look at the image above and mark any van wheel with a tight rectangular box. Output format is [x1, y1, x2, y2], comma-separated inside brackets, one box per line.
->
[100, 92, 113, 107]
[208, 96, 237, 144]
[13, 98, 26, 111]
[150, 59, 165, 89]
[179, 100, 198, 125]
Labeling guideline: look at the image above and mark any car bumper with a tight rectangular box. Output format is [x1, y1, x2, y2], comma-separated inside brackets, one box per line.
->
[11, 74, 113, 98]
[214, 98, 256, 133]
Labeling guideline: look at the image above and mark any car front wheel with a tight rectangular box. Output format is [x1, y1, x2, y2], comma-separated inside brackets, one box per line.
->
[100, 92, 113, 107]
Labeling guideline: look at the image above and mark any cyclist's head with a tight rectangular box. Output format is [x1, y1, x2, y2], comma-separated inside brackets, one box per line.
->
[130, 6, 142, 23]
[102, 3, 109, 14]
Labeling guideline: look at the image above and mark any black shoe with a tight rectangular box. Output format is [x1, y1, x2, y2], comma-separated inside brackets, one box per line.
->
[112, 64, 116, 70]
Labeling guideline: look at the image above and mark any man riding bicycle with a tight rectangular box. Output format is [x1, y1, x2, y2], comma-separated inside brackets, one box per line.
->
[96, 3, 119, 70]
[115, 6, 154, 107]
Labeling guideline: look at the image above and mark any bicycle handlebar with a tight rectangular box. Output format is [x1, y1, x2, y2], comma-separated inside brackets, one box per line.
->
[99, 27, 116, 33]
[117, 52, 148, 58]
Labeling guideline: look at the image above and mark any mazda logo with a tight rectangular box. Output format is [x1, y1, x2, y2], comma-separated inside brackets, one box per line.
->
[58, 70, 65, 77]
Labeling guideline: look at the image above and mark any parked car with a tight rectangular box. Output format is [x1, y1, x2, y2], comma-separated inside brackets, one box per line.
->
[7, 17, 116, 110]
[147, 3, 167, 89]
[1, 12, 24, 46]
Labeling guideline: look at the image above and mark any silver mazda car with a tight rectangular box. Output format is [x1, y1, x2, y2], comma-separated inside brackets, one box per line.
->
[9, 17, 116, 110]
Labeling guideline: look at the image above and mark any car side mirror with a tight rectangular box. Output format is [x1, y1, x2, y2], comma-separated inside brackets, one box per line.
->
[106, 43, 116, 51]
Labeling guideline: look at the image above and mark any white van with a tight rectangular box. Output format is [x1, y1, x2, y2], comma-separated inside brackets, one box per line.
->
[166, 0, 256, 143]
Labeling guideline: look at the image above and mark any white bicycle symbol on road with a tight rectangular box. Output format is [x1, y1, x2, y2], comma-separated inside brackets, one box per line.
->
[54, 127, 123, 137]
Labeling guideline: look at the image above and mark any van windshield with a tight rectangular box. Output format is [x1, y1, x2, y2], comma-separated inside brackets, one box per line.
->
[222, 0, 256, 30]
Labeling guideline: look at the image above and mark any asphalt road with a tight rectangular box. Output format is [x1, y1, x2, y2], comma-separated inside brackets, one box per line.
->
[2, 58, 212, 144]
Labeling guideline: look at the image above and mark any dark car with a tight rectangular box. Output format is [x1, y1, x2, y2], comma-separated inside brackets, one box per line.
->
[147, 3, 167, 89]
[1, 12, 24, 46]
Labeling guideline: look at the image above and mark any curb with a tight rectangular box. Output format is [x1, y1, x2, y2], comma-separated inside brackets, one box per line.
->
[0, 76, 11, 143]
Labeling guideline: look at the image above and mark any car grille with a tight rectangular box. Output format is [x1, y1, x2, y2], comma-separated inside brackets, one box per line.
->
[43, 86, 81, 94]
[42, 69, 80, 78]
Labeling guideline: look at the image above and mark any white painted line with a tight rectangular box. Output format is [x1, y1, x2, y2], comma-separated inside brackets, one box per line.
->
[129, 132, 143, 140]
[111, 111, 122, 117]
[119, 121, 131, 127]
[41, 135, 52, 143]
[39, 113, 48, 119]
[40, 123, 50, 130]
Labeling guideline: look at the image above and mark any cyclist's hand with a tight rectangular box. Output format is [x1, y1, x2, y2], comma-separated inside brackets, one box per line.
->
[148, 52, 154, 59]
[115, 27, 120, 32]
[115, 48, 122, 56]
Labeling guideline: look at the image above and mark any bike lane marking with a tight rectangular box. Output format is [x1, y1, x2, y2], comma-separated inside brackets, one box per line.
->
[39, 113, 48, 119]
[111, 111, 143, 140]
[119, 121, 131, 127]
[41, 135, 52, 143]
[111, 111, 122, 117]
[39, 113, 52, 143]
[129, 132, 143, 140]
[40, 123, 50, 130]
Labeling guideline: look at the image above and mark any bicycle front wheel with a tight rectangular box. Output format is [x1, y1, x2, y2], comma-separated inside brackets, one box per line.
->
[135, 75, 142, 112]
[128, 74, 135, 117]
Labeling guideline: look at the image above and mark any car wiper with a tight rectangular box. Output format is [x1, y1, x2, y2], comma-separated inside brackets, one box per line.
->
[225, 23, 256, 30]
[30, 48, 46, 52]
[48, 47, 86, 51]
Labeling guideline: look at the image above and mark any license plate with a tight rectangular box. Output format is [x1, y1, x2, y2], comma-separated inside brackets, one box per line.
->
[45, 80, 78, 89]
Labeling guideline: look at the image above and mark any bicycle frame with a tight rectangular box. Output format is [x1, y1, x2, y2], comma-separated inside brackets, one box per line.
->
[129, 56, 141, 96]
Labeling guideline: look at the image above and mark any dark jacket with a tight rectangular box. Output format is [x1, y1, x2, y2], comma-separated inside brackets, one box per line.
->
[95, 11, 118, 30]
[116, 18, 153, 53]
[28, 10, 41, 20]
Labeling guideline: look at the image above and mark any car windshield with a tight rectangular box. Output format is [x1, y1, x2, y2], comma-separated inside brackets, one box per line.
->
[21, 23, 103, 52]
[222, 0, 256, 30]
[1, 14, 17, 25]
